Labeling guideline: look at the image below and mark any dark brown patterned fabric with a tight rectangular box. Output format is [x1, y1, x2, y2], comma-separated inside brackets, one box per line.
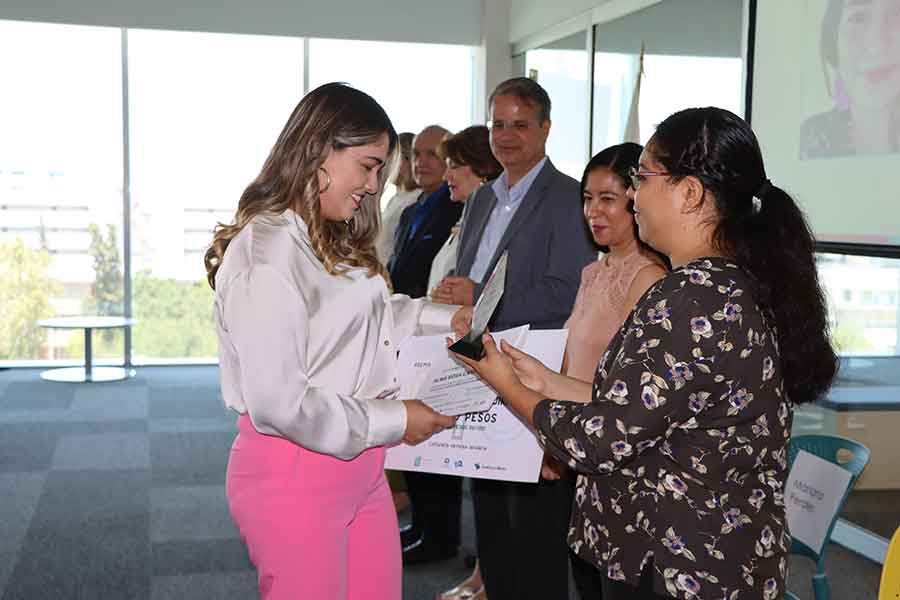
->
[535, 257, 791, 600]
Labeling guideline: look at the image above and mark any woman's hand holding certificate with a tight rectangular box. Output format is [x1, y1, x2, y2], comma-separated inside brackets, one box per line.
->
[401, 400, 457, 445]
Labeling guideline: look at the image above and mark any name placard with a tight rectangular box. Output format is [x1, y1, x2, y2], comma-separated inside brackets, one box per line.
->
[785, 449, 853, 552]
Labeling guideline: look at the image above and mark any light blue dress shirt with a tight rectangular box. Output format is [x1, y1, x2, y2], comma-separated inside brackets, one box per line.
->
[468, 156, 548, 283]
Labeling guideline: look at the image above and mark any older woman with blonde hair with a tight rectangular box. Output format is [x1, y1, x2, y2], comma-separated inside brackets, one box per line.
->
[205, 82, 469, 600]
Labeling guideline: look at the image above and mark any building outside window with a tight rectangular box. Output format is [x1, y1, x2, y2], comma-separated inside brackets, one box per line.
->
[0, 21, 124, 365]
[0, 21, 478, 365]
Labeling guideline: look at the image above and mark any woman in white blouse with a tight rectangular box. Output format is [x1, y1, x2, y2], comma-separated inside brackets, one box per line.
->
[204, 83, 467, 600]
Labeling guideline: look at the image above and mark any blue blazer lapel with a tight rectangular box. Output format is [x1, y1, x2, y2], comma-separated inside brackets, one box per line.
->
[390, 202, 418, 266]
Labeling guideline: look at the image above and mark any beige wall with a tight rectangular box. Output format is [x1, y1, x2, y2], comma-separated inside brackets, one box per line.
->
[836, 411, 900, 490]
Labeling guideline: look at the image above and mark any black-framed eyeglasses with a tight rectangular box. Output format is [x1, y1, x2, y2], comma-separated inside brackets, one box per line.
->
[629, 166, 671, 190]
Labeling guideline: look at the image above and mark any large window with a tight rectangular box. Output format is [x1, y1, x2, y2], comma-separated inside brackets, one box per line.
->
[0, 22, 476, 366]
[593, 52, 743, 149]
[636, 55, 743, 142]
[791, 253, 900, 548]
[525, 32, 589, 180]
[0, 21, 125, 365]
[818, 253, 900, 357]
[127, 29, 303, 363]
[591, 0, 745, 150]
[591, 51, 640, 153]
[309, 38, 475, 136]
[309, 38, 475, 206]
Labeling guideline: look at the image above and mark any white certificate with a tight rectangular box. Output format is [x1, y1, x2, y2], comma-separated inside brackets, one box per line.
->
[418, 325, 529, 416]
[386, 328, 569, 483]
[396, 333, 449, 401]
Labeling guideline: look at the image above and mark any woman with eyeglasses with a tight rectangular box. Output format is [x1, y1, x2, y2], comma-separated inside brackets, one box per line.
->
[439, 143, 667, 600]
[454, 107, 838, 599]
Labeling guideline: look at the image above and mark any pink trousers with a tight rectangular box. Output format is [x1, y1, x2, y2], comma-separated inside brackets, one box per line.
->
[227, 415, 401, 600]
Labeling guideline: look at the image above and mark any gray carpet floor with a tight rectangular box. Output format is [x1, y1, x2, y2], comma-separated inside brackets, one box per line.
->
[0, 366, 891, 599]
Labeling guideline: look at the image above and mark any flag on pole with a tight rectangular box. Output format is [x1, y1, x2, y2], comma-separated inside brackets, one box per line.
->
[623, 43, 645, 144]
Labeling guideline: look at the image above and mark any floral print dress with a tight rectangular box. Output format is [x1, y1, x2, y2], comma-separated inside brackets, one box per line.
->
[533, 257, 792, 600]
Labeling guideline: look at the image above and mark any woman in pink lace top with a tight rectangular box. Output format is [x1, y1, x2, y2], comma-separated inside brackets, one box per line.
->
[563, 143, 668, 383]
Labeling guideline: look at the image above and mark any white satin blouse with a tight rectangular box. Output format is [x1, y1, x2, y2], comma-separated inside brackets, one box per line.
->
[213, 209, 456, 460]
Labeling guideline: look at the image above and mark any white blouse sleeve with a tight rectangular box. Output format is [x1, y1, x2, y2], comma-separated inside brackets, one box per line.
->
[222, 264, 406, 460]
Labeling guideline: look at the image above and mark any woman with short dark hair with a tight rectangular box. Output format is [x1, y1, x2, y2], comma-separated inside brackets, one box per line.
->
[428, 125, 503, 298]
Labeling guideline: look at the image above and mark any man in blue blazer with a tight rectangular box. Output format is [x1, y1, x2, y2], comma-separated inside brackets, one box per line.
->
[433, 78, 596, 599]
[388, 176, 461, 300]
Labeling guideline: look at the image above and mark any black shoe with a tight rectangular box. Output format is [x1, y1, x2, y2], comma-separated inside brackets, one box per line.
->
[401, 537, 458, 565]
[400, 524, 420, 548]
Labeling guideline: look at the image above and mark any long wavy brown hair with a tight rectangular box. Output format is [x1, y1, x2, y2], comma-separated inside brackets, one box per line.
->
[204, 82, 398, 289]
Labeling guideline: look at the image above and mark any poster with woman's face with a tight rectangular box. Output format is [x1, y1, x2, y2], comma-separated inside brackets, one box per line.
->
[798, 0, 900, 159]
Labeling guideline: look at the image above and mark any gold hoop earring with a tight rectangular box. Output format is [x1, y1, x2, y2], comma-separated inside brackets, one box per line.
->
[318, 167, 332, 193]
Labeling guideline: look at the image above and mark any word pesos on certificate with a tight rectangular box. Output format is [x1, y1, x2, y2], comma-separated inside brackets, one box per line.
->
[460, 396, 503, 424]
[461, 411, 498, 424]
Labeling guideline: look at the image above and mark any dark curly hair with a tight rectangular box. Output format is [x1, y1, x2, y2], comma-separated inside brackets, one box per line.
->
[581, 142, 669, 268]
[650, 107, 838, 405]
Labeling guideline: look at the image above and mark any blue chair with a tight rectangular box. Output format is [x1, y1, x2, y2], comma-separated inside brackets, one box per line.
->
[785, 434, 870, 600]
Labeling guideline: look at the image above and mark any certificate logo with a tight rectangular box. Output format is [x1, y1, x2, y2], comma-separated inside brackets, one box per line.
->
[454, 459, 464, 469]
